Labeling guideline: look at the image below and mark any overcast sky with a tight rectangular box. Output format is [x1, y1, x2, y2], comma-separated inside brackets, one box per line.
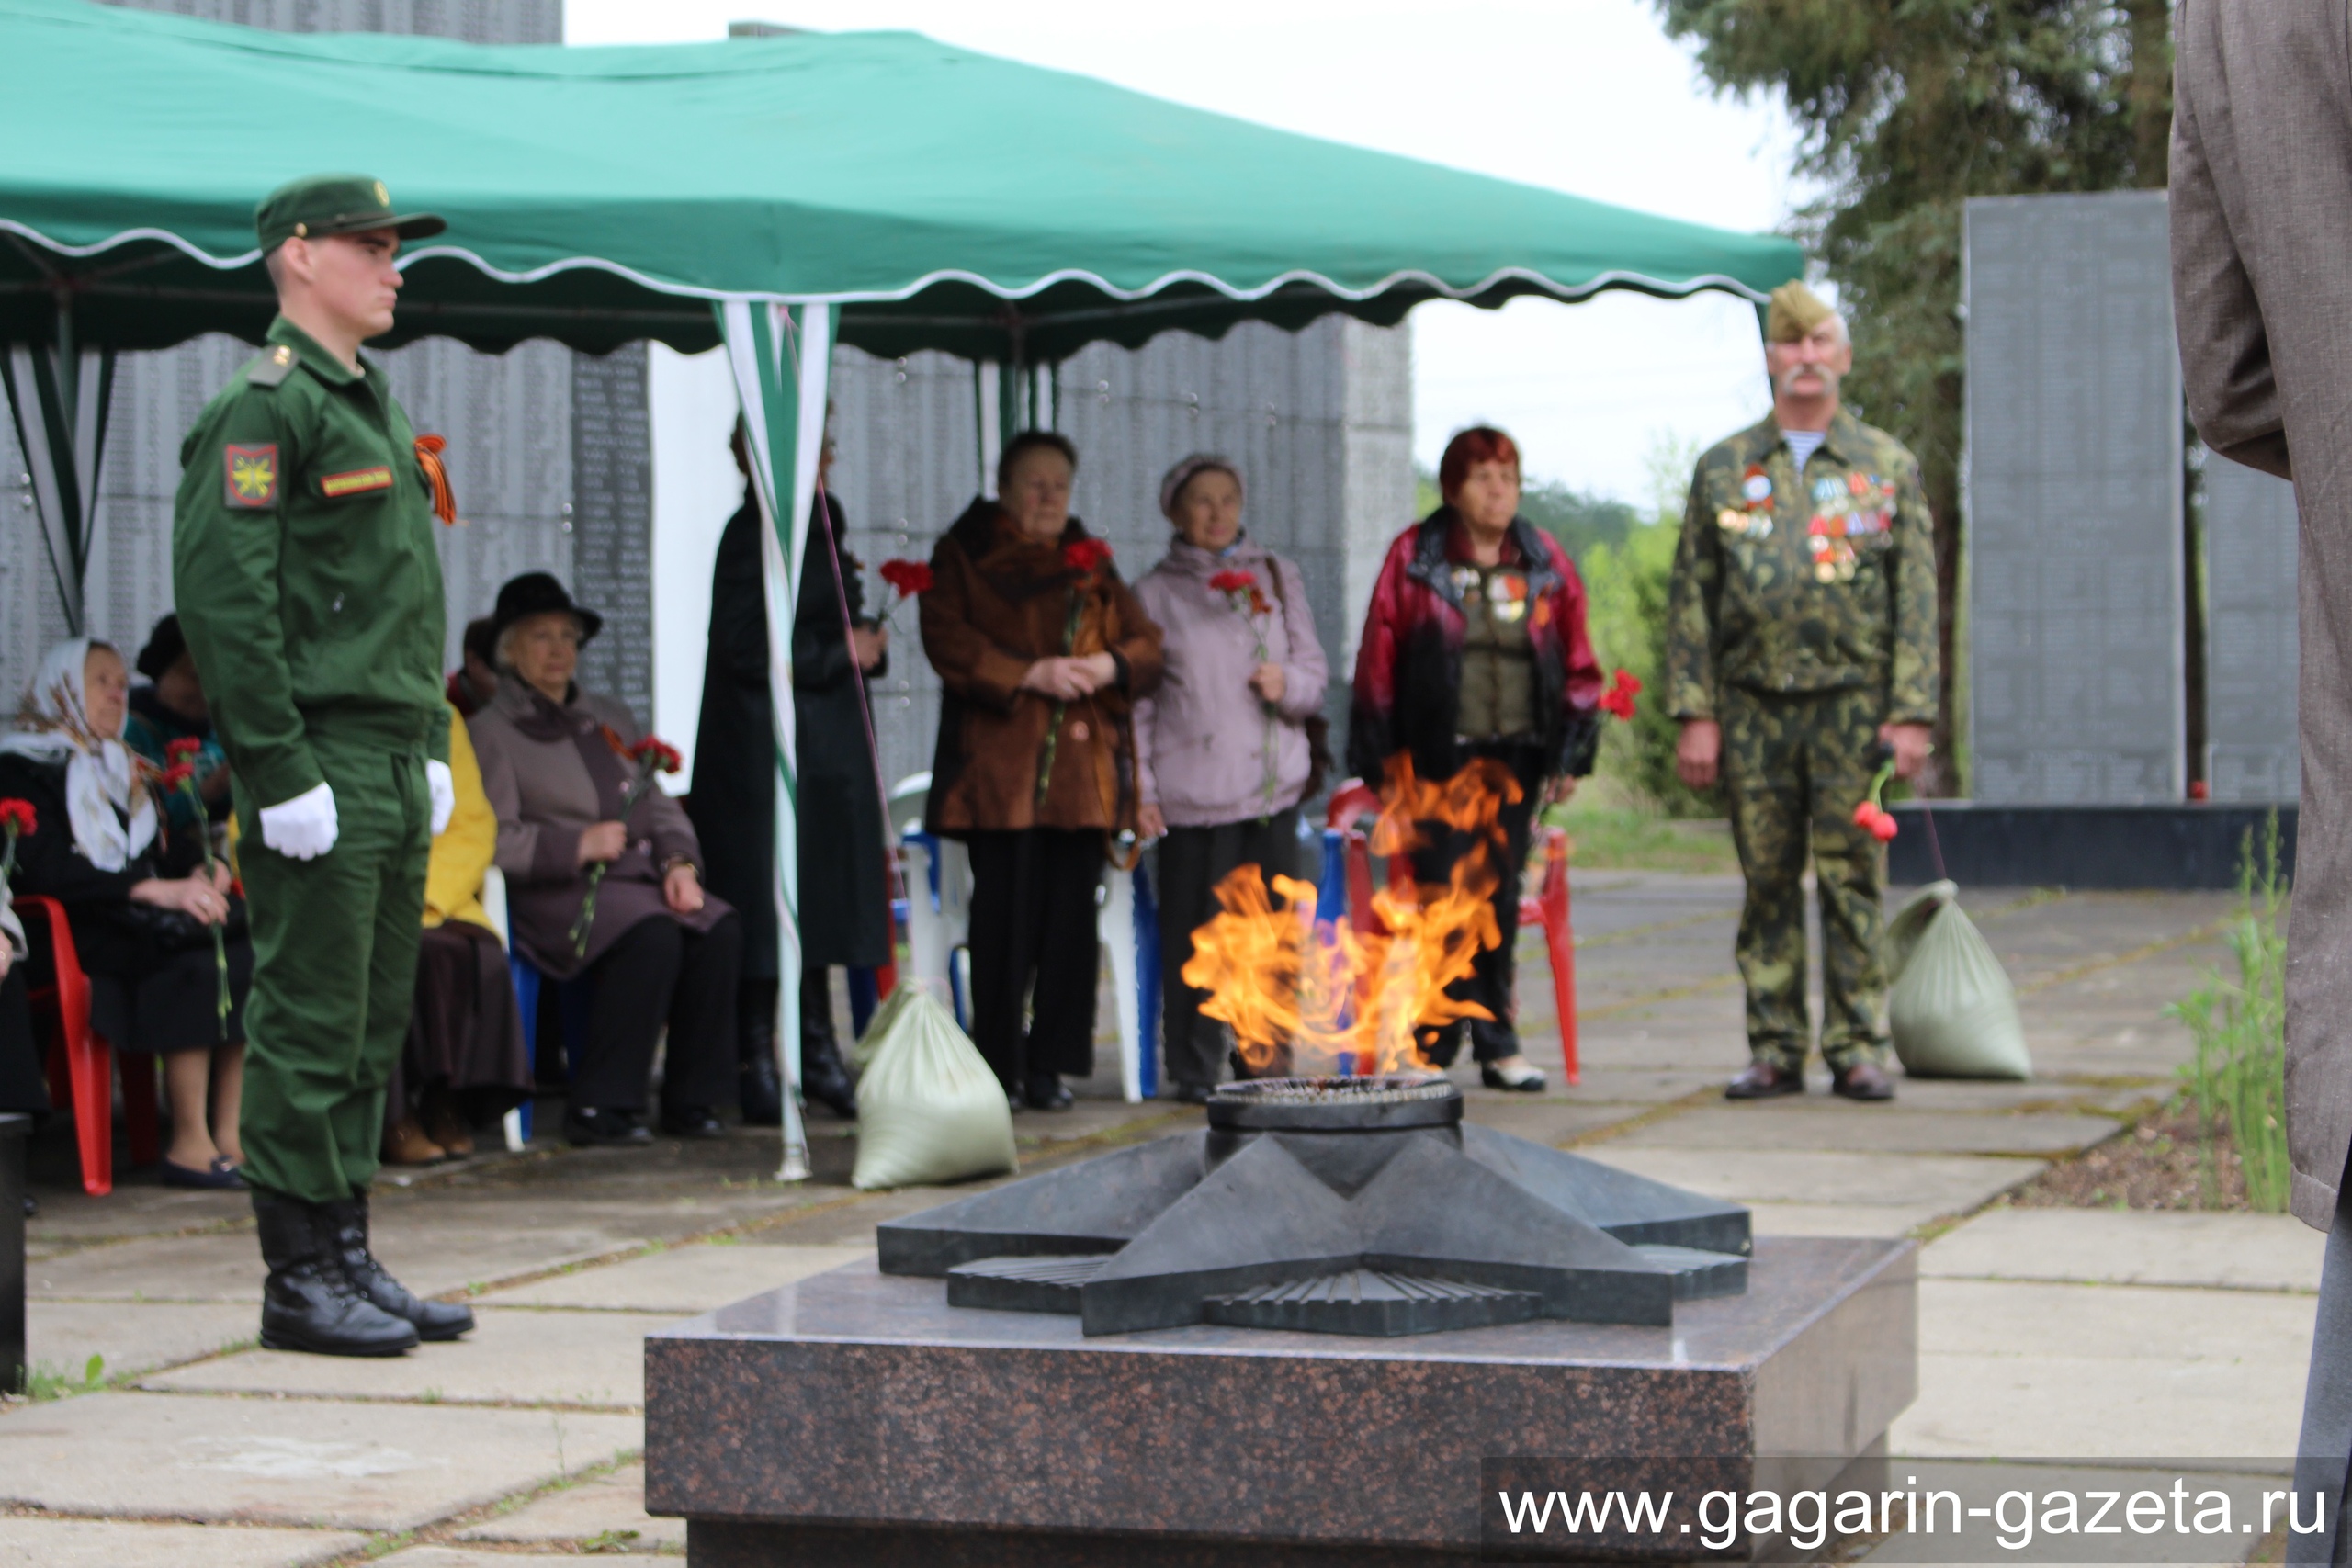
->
[566, 0, 1806, 502]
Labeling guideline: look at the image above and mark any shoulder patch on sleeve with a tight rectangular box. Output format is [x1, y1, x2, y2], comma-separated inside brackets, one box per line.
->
[223, 444, 279, 508]
[243, 344, 297, 389]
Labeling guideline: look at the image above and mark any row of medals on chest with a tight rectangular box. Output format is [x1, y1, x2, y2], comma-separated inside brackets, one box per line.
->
[1717, 462, 1896, 583]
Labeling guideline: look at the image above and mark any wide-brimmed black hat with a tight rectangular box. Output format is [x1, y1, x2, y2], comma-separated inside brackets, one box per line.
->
[136, 613, 187, 681]
[491, 572, 603, 646]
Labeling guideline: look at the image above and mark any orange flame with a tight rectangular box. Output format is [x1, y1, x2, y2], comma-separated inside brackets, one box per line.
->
[1180, 755, 1521, 1077]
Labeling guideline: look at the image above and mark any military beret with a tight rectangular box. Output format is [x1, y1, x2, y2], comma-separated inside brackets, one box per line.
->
[1766, 280, 1840, 344]
[256, 173, 445, 254]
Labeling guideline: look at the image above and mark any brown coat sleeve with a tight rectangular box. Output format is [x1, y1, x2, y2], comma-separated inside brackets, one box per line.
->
[919, 537, 1035, 712]
[2171, 0, 2293, 480]
[1098, 570, 1165, 705]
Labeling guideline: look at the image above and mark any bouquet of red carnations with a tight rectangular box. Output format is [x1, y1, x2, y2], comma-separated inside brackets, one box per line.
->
[571, 733, 684, 957]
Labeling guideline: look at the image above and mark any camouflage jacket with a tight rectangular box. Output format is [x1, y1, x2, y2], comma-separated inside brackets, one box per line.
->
[1665, 409, 1939, 725]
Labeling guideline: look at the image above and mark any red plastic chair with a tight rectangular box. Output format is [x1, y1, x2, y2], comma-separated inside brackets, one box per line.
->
[1322, 782, 1579, 1085]
[17, 894, 160, 1196]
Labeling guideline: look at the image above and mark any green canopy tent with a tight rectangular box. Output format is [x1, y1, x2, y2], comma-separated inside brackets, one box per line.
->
[0, 0, 1803, 1174]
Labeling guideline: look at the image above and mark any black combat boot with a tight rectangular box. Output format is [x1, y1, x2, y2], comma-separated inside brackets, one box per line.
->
[798, 967, 857, 1120]
[322, 1189, 475, 1342]
[252, 1186, 418, 1357]
[736, 979, 783, 1128]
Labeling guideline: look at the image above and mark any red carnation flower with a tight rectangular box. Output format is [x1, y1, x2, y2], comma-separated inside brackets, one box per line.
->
[628, 737, 684, 774]
[1062, 538, 1114, 575]
[0, 798, 34, 835]
[1599, 668, 1641, 721]
[164, 736, 203, 762]
[1208, 569, 1258, 594]
[878, 558, 933, 598]
[160, 762, 196, 791]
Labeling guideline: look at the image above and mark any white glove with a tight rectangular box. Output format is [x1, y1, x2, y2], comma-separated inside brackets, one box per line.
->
[258, 781, 339, 861]
[425, 759, 455, 838]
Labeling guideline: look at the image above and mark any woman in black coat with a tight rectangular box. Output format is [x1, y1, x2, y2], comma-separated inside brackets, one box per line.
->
[0, 638, 253, 1186]
[687, 431, 890, 1122]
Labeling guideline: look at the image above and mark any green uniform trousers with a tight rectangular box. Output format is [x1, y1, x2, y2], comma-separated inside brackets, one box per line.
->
[233, 734, 429, 1202]
[1721, 684, 1890, 1073]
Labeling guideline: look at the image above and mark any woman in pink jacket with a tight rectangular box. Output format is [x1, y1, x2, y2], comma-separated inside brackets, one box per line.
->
[1133, 455, 1330, 1101]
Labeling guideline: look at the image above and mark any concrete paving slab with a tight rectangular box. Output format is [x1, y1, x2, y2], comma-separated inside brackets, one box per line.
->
[0, 1518, 365, 1567]
[1887, 1079, 2162, 1114]
[1746, 1202, 1947, 1238]
[1894, 1349, 2305, 1460]
[1611, 1104, 2121, 1156]
[27, 1300, 255, 1380]
[477, 1243, 869, 1312]
[141, 1307, 662, 1409]
[30, 1233, 264, 1303]
[0, 1391, 641, 1529]
[376, 1551, 673, 1568]
[1578, 1146, 2045, 1212]
[1925, 1208, 2324, 1292]
[455, 1461, 684, 1549]
[1920, 1279, 2317, 1363]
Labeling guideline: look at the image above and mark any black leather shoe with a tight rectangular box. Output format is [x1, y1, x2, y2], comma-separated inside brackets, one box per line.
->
[322, 1191, 474, 1342]
[251, 1187, 417, 1358]
[660, 1106, 727, 1139]
[1480, 1060, 1547, 1093]
[800, 1043, 858, 1120]
[737, 1055, 783, 1128]
[1167, 1082, 1214, 1106]
[1724, 1060, 1805, 1100]
[1830, 1060, 1897, 1101]
[1023, 1076, 1074, 1111]
[564, 1106, 652, 1146]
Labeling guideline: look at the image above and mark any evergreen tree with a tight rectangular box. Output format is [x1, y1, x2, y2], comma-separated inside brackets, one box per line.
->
[1653, 0, 2173, 789]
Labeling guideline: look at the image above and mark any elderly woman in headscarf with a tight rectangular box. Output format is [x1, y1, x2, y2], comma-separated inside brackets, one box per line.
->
[1132, 454, 1329, 1101]
[467, 573, 739, 1147]
[0, 637, 254, 1186]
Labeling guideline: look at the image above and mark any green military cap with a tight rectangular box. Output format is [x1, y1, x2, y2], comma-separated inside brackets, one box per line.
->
[1766, 280, 1839, 344]
[255, 173, 445, 253]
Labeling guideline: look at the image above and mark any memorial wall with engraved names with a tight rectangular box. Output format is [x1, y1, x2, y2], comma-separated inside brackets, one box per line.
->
[1965, 191, 2188, 805]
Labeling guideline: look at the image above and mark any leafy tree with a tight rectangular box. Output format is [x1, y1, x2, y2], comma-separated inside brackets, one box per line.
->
[1652, 0, 2173, 791]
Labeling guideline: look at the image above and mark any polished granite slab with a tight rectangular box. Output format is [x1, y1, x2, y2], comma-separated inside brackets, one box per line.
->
[645, 1236, 1915, 1564]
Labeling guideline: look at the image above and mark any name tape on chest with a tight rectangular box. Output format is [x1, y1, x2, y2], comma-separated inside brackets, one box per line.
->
[320, 466, 394, 499]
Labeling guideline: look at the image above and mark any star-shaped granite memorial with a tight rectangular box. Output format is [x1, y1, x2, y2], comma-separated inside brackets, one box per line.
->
[878, 1077, 1751, 1337]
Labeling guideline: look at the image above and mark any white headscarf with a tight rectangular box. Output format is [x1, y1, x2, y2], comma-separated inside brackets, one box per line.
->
[0, 637, 158, 872]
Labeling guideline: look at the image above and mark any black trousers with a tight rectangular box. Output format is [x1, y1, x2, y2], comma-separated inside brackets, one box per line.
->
[965, 829, 1103, 1091]
[574, 912, 741, 1113]
[1154, 809, 1301, 1089]
[1408, 742, 1545, 1066]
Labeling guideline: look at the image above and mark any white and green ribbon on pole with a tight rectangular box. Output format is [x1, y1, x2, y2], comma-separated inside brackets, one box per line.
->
[717, 298, 832, 1182]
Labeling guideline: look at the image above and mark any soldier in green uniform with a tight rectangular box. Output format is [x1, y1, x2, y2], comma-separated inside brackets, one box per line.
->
[174, 175, 473, 1355]
[1665, 282, 1939, 1102]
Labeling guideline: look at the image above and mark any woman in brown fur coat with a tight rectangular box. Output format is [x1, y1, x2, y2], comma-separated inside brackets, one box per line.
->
[920, 432, 1163, 1110]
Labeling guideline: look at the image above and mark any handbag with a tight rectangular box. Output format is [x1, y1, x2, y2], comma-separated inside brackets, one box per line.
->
[1262, 558, 1334, 798]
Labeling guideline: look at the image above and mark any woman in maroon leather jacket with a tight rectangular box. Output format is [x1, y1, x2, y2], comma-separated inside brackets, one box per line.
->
[1347, 427, 1603, 1093]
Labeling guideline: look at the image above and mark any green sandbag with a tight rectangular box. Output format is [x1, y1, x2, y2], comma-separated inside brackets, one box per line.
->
[1884, 879, 2032, 1080]
[850, 986, 1020, 1191]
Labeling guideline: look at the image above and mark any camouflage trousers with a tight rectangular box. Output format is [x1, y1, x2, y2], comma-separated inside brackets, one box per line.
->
[1721, 684, 1890, 1073]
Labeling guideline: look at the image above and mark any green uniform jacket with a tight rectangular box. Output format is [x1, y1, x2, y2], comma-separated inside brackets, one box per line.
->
[1665, 408, 1939, 726]
[171, 316, 448, 808]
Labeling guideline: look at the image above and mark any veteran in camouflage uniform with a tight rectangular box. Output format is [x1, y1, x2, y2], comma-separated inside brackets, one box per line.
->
[1665, 282, 1939, 1102]
[175, 175, 472, 1357]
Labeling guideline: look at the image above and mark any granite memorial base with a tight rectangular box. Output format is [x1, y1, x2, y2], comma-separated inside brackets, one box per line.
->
[645, 1237, 1915, 1565]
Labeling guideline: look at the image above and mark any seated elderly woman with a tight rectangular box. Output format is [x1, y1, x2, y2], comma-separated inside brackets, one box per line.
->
[0, 638, 254, 1185]
[467, 574, 738, 1146]
[124, 614, 231, 832]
